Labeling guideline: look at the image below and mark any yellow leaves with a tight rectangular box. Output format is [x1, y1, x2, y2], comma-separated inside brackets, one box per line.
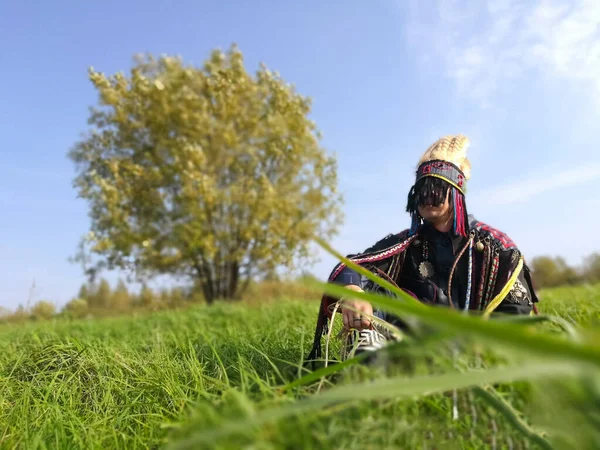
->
[92, 238, 113, 252]
[101, 89, 120, 105]
[71, 44, 344, 286]
[88, 68, 110, 90]
[113, 72, 129, 92]
[183, 143, 206, 167]
[107, 159, 120, 176]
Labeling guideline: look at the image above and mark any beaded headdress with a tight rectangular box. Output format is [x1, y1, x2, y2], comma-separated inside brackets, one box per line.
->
[407, 134, 471, 237]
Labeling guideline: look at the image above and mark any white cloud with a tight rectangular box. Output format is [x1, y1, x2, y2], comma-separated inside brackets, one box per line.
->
[470, 162, 600, 205]
[404, 0, 600, 108]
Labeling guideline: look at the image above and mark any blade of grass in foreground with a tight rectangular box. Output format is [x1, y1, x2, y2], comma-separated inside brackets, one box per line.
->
[279, 351, 369, 392]
[311, 238, 600, 368]
[473, 386, 553, 450]
[167, 360, 575, 449]
[492, 314, 581, 341]
[315, 279, 600, 368]
[282, 327, 460, 393]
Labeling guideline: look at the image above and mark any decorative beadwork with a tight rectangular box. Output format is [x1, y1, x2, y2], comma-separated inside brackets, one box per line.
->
[386, 254, 397, 278]
[472, 221, 516, 251]
[386, 253, 404, 284]
[393, 251, 406, 282]
[416, 159, 466, 194]
[329, 234, 417, 282]
[419, 261, 435, 278]
[476, 240, 491, 309]
[419, 240, 434, 278]
[464, 237, 474, 311]
[482, 248, 500, 309]
[447, 234, 473, 309]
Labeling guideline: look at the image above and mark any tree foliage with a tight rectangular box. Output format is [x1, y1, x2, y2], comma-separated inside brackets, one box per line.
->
[110, 279, 131, 312]
[69, 45, 343, 303]
[530, 256, 580, 289]
[88, 279, 112, 311]
[64, 298, 89, 319]
[582, 253, 600, 284]
[30, 301, 56, 320]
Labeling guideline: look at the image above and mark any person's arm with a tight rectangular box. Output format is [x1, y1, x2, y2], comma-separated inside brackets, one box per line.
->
[333, 266, 362, 288]
[327, 233, 401, 329]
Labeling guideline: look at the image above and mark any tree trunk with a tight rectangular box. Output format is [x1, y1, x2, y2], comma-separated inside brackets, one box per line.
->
[193, 259, 215, 304]
[192, 255, 243, 304]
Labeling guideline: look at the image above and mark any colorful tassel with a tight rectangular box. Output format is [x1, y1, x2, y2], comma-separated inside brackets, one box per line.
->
[409, 213, 420, 236]
[464, 236, 473, 311]
[476, 242, 490, 309]
[452, 188, 458, 234]
[452, 187, 468, 237]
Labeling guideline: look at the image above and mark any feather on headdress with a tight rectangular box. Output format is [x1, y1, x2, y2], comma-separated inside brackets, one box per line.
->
[418, 134, 471, 181]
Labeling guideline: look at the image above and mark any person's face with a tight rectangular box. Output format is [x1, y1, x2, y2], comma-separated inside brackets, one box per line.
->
[417, 188, 452, 222]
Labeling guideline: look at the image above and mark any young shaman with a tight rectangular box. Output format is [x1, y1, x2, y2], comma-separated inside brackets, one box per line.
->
[307, 134, 539, 362]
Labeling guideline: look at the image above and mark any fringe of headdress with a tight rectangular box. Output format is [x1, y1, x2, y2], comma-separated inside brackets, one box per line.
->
[452, 187, 468, 237]
[407, 184, 420, 236]
[409, 215, 420, 236]
[407, 181, 469, 237]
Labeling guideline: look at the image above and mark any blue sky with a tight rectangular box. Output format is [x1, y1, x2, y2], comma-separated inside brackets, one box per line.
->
[1, 0, 599, 310]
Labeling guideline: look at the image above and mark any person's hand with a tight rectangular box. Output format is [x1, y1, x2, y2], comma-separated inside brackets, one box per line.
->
[340, 284, 373, 330]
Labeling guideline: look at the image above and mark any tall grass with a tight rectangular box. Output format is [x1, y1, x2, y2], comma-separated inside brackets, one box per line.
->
[0, 258, 598, 448]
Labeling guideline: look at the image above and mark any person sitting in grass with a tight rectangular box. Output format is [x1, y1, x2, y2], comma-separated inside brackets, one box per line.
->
[306, 134, 540, 363]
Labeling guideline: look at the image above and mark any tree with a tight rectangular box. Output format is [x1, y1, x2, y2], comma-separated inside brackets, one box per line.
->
[159, 288, 172, 308]
[88, 278, 112, 310]
[77, 283, 90, 301]
[582, 253, 600, 283]
[69, 45, 343, 304]
[63, 298, 89, 319]
[11, 304, 29, 322]
[167, 287, 186, 309]
[138, 284, 158, 310]
[31, 301, 56, 320]
[110, 279, 131, 312]
[530, 256, 580, 289]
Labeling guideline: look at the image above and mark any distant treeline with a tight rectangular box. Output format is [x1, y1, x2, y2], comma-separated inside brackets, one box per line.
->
[530, 252, 600, 289]
[2, 251, 598, 325]
[1, 276, 321, 324]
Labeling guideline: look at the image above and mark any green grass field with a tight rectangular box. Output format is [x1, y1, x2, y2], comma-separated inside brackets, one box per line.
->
[0, 283, 599, 450]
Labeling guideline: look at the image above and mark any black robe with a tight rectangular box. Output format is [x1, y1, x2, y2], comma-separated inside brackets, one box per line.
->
[307, 216, 539, 361]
